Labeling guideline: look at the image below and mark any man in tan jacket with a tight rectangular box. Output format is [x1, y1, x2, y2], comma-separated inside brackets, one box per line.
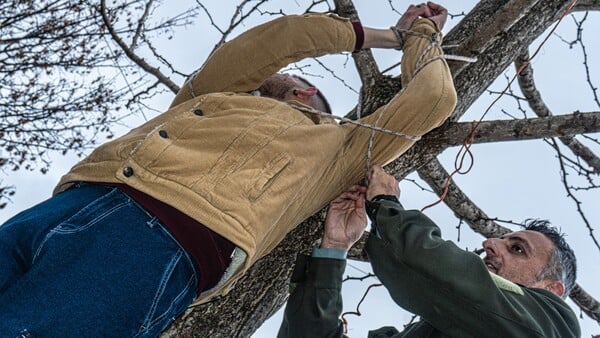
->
[0, 2, 455, 335]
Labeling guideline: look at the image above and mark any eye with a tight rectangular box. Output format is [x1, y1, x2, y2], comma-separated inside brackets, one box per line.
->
[511, 245, 524, 254]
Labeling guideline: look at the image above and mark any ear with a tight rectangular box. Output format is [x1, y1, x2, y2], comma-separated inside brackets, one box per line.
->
[545, 280, 565, 298]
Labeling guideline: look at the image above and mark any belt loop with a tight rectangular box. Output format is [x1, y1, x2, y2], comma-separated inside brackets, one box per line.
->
[146, 217, 160, 228]
[17, 329, 33, 338]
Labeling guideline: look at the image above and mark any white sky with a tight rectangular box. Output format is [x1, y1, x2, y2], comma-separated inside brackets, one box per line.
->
[1, 1, 598, 336]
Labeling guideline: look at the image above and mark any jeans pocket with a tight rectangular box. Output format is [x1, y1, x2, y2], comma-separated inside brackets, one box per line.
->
[136, 248, 197, 337]
[54, 195, 129, 234]
[32, 188, 130, 264]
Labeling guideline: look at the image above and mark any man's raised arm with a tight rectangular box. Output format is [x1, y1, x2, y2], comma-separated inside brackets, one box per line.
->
[169, 14, 358, 108]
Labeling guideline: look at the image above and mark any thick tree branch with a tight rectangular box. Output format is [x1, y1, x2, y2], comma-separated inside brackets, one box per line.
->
[444, 0, 572, 119]
[424, 111, 600, 147]
[571, 284, 600, 322]
[443, 0, 540, 80]
[332, 0, 380, 83]
[418, 158, 600, 322]
[99, 0, 180, 94]
[573, 0, 600, 12]
[333, 0, 389, 117]
[516, 50, 600, 173]
[418, 158, 511, 238]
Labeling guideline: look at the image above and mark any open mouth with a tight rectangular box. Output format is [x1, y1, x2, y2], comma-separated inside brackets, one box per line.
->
[484, 259, 498, 273]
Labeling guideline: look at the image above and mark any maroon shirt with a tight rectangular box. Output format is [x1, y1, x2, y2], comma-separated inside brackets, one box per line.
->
[109, 184, 235, 295]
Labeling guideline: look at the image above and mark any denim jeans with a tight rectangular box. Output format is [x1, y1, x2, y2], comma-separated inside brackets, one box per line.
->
[0, 184, 199, 337]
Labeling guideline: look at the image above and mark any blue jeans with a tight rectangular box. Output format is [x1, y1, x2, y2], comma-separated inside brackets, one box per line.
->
[0, 184, 199, 337]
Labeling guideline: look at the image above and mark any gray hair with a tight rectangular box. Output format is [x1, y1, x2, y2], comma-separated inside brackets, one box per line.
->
[523, 219, 577, 299]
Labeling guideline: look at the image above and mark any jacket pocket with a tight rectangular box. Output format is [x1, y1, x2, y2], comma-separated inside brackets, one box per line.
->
[248, 153, 291, 201]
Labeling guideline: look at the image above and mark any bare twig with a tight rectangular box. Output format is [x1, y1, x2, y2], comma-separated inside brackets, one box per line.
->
[515, 49, 600, 173]
[98, 0, 179, 93]
[131, 0, 154, 48]
[547, 138, 600, 251]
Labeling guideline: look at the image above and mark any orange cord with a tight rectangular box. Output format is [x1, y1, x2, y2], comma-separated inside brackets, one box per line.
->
[421, 0, 579, 212]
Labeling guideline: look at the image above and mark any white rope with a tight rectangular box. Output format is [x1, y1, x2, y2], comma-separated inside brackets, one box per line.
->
[288, 104, 422, 141]
[442, 54, 478, 63]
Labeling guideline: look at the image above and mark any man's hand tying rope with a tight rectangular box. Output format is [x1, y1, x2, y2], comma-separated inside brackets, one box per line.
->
[397, 2, 448, 31]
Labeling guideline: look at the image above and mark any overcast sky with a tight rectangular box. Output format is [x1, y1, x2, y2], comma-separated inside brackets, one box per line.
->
[1, 1, 598, 336]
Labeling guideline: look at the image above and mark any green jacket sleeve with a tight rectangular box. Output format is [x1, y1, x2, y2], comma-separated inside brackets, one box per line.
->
[365, 200, 580, 338]
[277, 254, 346, 338]
[169, 14, 356, 108]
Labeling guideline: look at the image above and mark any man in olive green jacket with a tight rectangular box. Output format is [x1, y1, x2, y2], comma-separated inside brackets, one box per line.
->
[0, 2, 455, 336]
[278, 165, 580, 337]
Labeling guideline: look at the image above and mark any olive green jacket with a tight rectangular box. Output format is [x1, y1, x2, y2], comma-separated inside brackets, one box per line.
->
[54, 15, 456, 305]
[278, 199, 580, 337]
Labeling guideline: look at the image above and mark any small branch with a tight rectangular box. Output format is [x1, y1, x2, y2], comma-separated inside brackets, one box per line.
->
[572, 13, 600, 108]
[313, 58, 359, 93]
[98, 0, 180, 93]
[201, 0, 270, 56]
[548, 138, 600, 251]
[515, 49, 600, 173]
[131, 0, 154, 49]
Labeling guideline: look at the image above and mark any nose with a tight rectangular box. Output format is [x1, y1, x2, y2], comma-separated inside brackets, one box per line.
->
[483, 238, 500, 257]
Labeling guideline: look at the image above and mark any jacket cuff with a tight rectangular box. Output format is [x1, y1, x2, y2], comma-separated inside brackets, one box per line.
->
[312, 246, 347, 260]
[367, 199, 404, 238]
[290, 254, 345, 289]
[351, 21, 365, 52]
[366, 195, 401, 222]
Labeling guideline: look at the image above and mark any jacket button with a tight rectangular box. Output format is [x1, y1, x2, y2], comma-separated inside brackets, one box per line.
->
[158, 130, 168, 138]
[123, 167, 134, 177]
[193, 109, 204, 116]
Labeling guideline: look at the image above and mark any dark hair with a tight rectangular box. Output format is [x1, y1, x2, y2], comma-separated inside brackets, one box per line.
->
[523, 219, 577, 298]
[292, 75, 332, 114]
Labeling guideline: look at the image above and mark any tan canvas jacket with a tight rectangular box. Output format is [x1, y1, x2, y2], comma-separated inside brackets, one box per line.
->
[54, 14, 456, 304]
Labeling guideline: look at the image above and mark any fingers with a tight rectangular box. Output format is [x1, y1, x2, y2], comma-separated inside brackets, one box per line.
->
[347, 185, 368, 193]
[425, 1, 448, 30]
[396, 3, 428, 30]
[366, 165, 400, 201]
[330, 187, 366, 206]
[407, 3, 429, 17]
[398, 2, 448, 31]
[427, 2, 447, 15]
[422, 4, 433, 17]
[338, 190, 362, 201]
